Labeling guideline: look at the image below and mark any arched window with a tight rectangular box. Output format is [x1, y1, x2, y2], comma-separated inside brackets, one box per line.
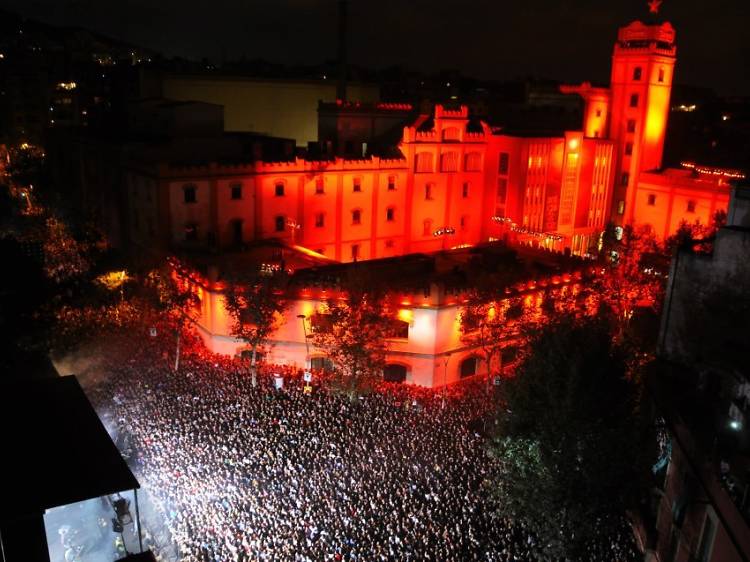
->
[387, 176, 396, 191]
[383, 364, 408, 383]
[633, 67, 642, 81]
[464, 152, 482, 171]
[460, 356, 479, 378]
[442, 127, 460, 141]
[274, 181, 285, 197]
[352, 209, 362, 225]
[386, 207, 395, 222]
[415, 152, 433, 173]
[440, 152, 458, 172]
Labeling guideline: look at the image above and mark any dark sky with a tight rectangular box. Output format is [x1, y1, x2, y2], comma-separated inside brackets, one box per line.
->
[3, 0, 749, 95]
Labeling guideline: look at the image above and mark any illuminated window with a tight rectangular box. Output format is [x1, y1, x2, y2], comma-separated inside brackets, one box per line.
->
[315, 213, 325, 227]
[625, 142, 633, 156]
[465, 152, 482, 171]
[425, 183, 434, 200]
[621, 172, 630, 186]
[647, 194, 656, 206]
[658, 68, 665, 83]
[629, 94, 639, 108]
[315, 177, 324, 194]
[230, 183, 242, 200]
[617, 200, 625, 215]
[183, 184, 197, 204]
[353, 178, 362, 192]
[498, 152, 510, 175]
[274, 182, 285, 196]
[351, 244, 360, 260]
[627, 119, 636, 133]
[386, 207, 395, 222]
[415, 152, 433, 173]
[275, 215, 285, 232]
[633, 67, 642, 81]
[687, 200, 696, 213]
[497, 178, 507, 200]
[423, 218, 433, 236]
[462, 182, 470, 198]
[387, 176, 396, 191]
[352, 209, 362, 224]
[440, 151, 458, 172]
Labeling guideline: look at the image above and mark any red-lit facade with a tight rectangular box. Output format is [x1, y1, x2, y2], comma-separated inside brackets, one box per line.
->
[124, 18, 738, 261]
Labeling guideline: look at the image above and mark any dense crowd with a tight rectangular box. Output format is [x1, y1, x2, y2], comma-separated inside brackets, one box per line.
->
[87, 326, 640, 562]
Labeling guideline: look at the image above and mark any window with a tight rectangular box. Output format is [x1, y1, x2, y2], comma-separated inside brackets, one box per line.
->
[464, 152, 482, 171]
[231, 219, 243, 245]
[460, 215, 468, 231]
[497, 178, 508, 200]
[275, 215, 285, 232]
[617, 200, 625, 215]
[633, 67, 642, 81]
[352, 209, 362, 224]
[353, 178, 362, 192]
[595, 108, 602, 118]
[183, 184, 197, 204]
[440, 151, 458, 172]
[621, 171, 630, 186]
[423, 218, 433, 236]
[315, 177, 325, 194]
[415, 152, 433, 173]
[184, 223, 198, 241]
[687, 200, 696, 213]
[627, 119, 636, 133]
[386, 207, 395, 222]
[647, 194, 656, 206]
[630, 93, 639, 108]
[594, 130, 599, 138]
[274, 182, 285, 197]
[315, 213, 325, 227]
[425, 183, 434, 200]
[387, 320, 410, 339]
[462, 182, 470, 198]
[460, 357, 478, 378]
[387, 176, 396, 191]
[658, 67, 665, 83]
[498, 152, 510, 175]
[385, 239, 395, 248]
[351, 244, 360, 260]
[625, 142, 633, 156]
[383, 364, 407, 382]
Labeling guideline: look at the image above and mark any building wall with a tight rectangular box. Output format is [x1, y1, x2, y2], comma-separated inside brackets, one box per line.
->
[162, 75, 379, 145]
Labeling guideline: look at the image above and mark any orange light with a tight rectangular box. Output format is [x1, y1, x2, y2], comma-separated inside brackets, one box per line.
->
[568, 138, 579, 151]
[397, 309, 413, 324]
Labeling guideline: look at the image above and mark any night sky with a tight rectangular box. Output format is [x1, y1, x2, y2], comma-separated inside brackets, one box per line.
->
[3, 0, 749, 95]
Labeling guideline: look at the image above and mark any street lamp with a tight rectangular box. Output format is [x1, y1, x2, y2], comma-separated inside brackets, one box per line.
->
[442, 352, 452, 409]
[297, 314, 311, 370]
[432, 226, 456, 251]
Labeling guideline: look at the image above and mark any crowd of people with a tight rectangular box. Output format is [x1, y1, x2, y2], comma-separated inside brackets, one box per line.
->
[86, 325, 641, 562]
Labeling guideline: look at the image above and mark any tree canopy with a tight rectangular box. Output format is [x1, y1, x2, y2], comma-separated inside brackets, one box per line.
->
[488, 314, 654, 559]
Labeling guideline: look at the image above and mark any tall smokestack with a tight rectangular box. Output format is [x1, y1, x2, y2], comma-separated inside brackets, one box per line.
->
[337, 0, 348, 102]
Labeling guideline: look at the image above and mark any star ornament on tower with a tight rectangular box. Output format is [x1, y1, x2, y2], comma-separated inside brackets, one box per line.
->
[648, 0, 662, 14]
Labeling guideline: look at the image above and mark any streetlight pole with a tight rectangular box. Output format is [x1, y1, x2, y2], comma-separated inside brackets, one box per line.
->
[442, 352, 451, 409]
[297, 314, 311, 370]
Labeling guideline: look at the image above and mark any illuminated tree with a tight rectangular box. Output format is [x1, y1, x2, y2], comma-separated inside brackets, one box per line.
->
[223, 266, 289, 385]
[42, 216, 91, 283]
[310, 270, 393, 398]
[488, 314, 653, 560]
[142, 262, 201, 371]
[596, 223, 665, 340]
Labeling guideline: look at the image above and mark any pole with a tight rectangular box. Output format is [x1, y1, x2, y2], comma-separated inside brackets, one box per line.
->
[134, 488, 143, 553]
[442, 355, 449, 409]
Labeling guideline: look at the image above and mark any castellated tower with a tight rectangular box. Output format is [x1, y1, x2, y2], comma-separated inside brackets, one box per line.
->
[608, 20, 676, 223]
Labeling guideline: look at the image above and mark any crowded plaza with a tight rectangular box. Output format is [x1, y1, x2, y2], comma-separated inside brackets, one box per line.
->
[83, 323, 640, 562]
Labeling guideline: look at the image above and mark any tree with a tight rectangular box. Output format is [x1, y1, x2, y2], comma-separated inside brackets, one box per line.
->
[310, 269, 394, 398]
[596, 223, 665, 340]
[142, 261, 201, 372]
[488, 314, 654, 559]
[223, 266, 289, 385]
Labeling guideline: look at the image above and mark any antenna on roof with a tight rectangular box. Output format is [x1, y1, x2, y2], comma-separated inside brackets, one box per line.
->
[337, 0, 348, 102]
